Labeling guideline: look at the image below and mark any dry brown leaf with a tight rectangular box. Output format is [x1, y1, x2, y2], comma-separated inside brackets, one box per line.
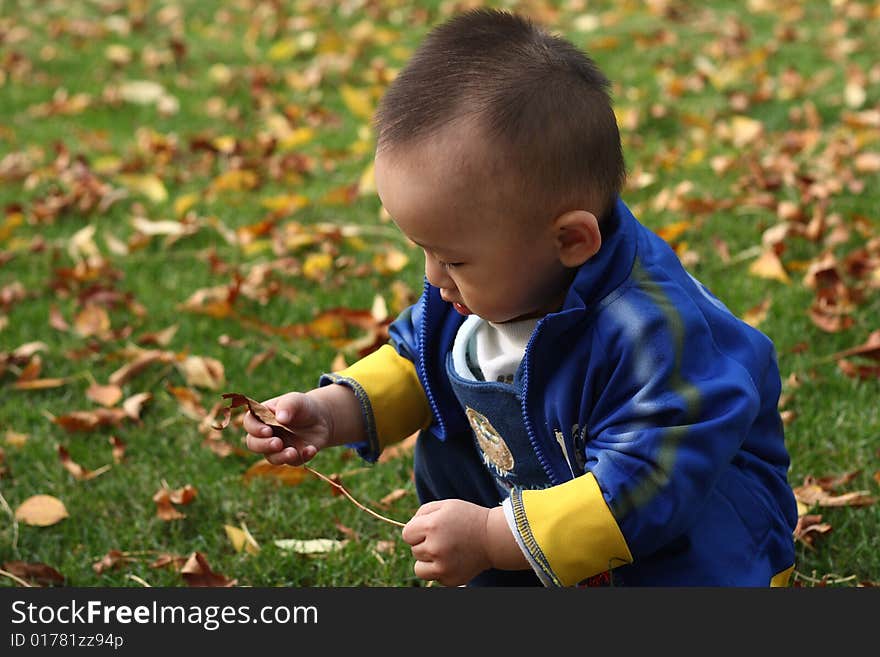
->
[5, 429, 29, 447]
[109, 350, 168, 385]
[74, 304, 111, 338]
[14, 495, 69, 526]
[53, 408, 128, 432]
[12, 377, 69, 390]
[151, 483, 197, 521]
[246, 348, 276, 374]
[214, 393, 295, 441]
[793, 514, 832, 548]
[837, 359, 880, 380]
[793, 483, 876, 508]
[742, 296, 772, 328]
[831, 329, 880, 361]
[92, 549, 130, 574]
[373, 540, 397, 554]
[166, 385, 206, 420]
[377, 431, 419, 463]
[149, 553, 188, 570]
[180, 552, 236, 587]
[379, 488, 408, 507]
[176, 355, 225, 390]
[16, 354, 42, 381]
[136, 324, 179, 346]
[108, 435, 126, 463]
[153, 493, 185, 521]
[58, 445, 111, 481]
[2, 560, 65, 586]
[122, 392, 153, 420]
[242, 460, 310, 486]
[168, 484, 197, 505]
[86, 383, 123, 407]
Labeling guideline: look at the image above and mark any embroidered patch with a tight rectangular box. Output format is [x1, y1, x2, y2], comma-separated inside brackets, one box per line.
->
[465, 407, 515, 474]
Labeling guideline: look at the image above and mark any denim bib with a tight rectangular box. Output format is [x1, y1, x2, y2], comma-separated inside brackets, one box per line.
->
[445, 352, 551, 496]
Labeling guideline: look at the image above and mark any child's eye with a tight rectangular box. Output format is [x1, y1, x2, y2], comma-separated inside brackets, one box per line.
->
[440, 261, 461, 270]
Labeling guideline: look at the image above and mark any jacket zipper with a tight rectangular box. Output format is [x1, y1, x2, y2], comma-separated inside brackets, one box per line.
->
[418, 280, 445, 439]
[520, 319, 562, 486]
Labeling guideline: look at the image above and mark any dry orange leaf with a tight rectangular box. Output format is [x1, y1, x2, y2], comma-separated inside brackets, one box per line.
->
[14, 494, 69, 526]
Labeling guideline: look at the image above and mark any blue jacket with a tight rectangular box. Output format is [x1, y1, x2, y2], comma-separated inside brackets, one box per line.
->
[323, 198, 798, 586]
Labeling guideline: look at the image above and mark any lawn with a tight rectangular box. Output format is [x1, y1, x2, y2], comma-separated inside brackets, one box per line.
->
[1, 0, 878, 588]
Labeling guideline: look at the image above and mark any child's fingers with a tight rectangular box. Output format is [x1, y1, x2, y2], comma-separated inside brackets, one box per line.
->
[264, 446, 307, 467]
[245, 433, 283, 454]
[273, 392, 308, 425]
[413, 500, 444, 516]
[242, 412, 273, 437]
[401, 516, 428, 546]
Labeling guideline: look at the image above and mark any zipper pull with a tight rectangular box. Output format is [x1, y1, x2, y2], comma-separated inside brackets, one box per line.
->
[554, 430, 576, 477]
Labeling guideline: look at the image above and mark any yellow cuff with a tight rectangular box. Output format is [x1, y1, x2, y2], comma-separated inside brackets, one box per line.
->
[510, 473, 633, 586]
[322, 344, 432, 454]
[770, 565, 794, 587]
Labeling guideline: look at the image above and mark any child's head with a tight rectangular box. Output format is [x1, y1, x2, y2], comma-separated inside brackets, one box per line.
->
[373, 9, 626, 323]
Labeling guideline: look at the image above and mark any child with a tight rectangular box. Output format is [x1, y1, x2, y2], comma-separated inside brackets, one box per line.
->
[244, 8, 798, 587]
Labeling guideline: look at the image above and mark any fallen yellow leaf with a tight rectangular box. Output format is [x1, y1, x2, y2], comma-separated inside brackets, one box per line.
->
[748, 249, 790, 284]
[224, 524, 260, 555]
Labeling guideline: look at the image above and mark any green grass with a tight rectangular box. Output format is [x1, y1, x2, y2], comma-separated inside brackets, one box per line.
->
[1, 0, 878, 588]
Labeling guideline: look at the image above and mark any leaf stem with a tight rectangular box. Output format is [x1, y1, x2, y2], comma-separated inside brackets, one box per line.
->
[0, 568, 32, 587]
[304, 465, 406, 528]
[0, 490, 19, 553]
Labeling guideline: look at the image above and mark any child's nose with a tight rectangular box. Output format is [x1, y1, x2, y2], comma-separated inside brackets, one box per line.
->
[424, 253, 453, 289]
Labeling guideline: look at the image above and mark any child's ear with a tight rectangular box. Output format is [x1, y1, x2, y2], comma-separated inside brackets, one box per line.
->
[552, 210, 601, 267]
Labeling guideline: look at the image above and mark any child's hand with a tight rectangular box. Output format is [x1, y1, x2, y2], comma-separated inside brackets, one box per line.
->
[401, 499, 493, 586]
[243, 391, 333, 467]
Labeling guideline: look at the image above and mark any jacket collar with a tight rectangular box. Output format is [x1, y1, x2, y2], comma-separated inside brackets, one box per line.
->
[559, 196, 638, 316]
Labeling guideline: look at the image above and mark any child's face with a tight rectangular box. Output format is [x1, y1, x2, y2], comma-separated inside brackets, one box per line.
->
[374, 123, 573, 324]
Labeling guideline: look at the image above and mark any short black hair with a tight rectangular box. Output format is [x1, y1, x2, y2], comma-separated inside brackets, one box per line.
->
[374, 8, 626, 220]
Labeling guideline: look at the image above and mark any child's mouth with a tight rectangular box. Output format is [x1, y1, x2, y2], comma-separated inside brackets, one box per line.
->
[452, 302, 471, 316]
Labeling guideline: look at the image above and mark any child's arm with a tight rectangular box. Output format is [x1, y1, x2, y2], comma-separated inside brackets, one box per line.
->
[243, 384, 366, 466]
